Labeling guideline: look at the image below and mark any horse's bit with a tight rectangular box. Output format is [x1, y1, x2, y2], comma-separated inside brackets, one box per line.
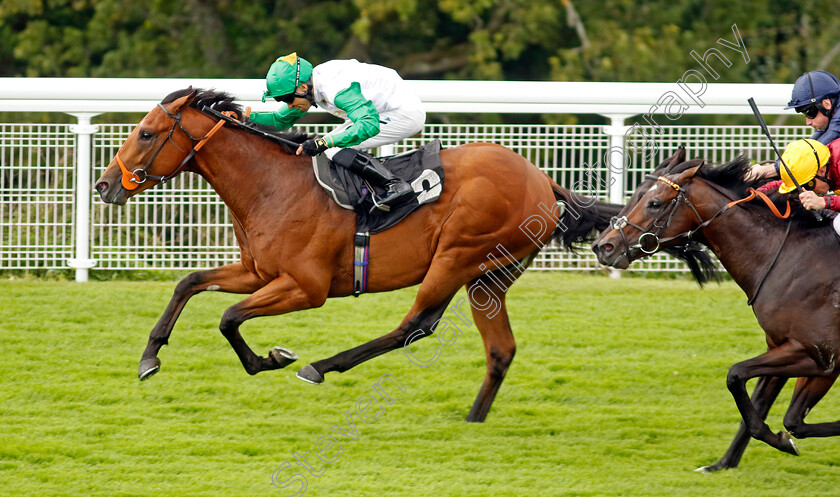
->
[116, 104, 226, 190]
[609, 176, 704, 258]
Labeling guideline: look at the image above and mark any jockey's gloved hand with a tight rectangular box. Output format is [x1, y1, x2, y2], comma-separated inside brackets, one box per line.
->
[300, 138, 329, 156]
[241, 120, 263, 133]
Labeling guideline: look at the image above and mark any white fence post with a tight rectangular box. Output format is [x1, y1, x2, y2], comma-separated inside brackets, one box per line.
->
[602, 114, 632, 279]
[67, 113, 100, 282]
[603, 114, 632, 205]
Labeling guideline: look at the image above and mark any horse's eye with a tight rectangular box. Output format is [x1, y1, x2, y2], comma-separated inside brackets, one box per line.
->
[648, 199, 662, 210]
[139, 130, 153, 141]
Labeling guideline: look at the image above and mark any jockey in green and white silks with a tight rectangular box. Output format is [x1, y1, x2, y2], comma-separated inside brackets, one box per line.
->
[249, 53, 425, 210]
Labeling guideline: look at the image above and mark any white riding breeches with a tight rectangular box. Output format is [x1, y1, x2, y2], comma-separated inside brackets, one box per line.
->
[324, 105, 426, 159]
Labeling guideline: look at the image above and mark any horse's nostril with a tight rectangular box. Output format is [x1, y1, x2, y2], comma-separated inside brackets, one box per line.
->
[95, 181, 108, 194]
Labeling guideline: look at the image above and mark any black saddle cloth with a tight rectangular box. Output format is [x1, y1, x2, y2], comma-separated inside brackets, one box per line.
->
[312, 139, 445, 234]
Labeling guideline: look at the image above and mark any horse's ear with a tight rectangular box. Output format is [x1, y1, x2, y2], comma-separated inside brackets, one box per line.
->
[667, 158, 705, 176]
[675, 164, 703, 183]
[656, 146, 687, 172]
[667, 146, 687, 168]
[163, 87, 197, 114]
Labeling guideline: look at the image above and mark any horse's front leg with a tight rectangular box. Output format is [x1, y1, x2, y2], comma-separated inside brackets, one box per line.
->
[139, 263, 268, 380]
[219, 273, 327, 375]
[696, 375, 787, 472]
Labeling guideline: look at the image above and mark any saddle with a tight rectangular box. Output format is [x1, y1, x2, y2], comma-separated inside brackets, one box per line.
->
[311, 139, 445, 296]
[311, 139, 444, 234]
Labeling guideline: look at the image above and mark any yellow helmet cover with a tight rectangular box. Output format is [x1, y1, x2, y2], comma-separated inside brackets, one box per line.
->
[778, 138, 830, 193]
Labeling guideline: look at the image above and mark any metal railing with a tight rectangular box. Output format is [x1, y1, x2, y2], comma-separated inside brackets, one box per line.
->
[0, 79, 805, 280]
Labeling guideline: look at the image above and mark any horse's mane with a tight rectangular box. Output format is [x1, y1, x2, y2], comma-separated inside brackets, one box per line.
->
[693, 155, 758, 195]
[662, 242, 719, 287]
[694, 155, 828, 229]
[161, 87, 311, 155]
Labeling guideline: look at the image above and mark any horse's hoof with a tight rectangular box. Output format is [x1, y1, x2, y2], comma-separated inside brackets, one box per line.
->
[269, 346, 298, 368]
[296, 364, 324, 384]
[138, 358, 161, 381]
[778, 431, 800, 456]
[694, 458, 733, 473]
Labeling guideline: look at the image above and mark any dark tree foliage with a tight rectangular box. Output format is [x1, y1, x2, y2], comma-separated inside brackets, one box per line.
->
[3, 0, 839, 82]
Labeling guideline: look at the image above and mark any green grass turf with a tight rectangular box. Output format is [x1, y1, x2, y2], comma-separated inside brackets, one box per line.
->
[1, 272, 839, 496]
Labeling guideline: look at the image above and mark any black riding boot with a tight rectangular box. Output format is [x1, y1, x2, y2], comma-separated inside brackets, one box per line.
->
[332, 149, 413, 211]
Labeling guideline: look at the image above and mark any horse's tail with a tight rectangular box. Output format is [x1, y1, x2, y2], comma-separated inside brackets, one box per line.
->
[549, 181, 623, 249]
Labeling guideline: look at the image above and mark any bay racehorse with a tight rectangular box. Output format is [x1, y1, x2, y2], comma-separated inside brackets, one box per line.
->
[94, 88, 621, 422]
[593, 151, 840, 469]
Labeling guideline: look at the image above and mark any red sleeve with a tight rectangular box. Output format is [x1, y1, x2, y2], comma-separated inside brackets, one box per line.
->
[828, 138, 840, 184]
[830, 195, 840, 211]
[758, 180, 782, 194]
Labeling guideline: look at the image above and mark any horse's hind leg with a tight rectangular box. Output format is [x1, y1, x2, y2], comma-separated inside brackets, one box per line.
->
[138, 262, 269, 380]
[697, 375, 787, 472]
[297, 263, 466, 384]
[783, 374, 840, 439]
[464, 272, 517, 423]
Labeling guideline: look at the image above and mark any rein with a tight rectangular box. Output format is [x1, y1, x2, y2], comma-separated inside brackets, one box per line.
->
[656, 182, 791, 246]
[201, 106, 303, 149]
[611, 176, 790, 254]
[116, 104, 226, 190]
[610, 176, 793, 305]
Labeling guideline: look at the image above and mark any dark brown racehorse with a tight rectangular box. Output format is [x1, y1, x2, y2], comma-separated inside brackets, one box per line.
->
[593, 150, 840, 470]
[94, 88, 620, 422]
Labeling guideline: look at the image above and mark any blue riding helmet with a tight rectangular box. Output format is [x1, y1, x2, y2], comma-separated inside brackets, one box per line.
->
[786, 70, 840, 109]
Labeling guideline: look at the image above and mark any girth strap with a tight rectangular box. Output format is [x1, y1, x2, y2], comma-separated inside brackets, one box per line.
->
[747, 218, 792, 306]
[353, 231, 370, 297]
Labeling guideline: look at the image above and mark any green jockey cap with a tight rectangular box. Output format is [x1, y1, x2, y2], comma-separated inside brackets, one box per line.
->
[262, 53, 314, 102]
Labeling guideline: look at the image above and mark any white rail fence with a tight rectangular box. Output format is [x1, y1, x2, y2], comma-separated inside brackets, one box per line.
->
[0, 79, 805, 281]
